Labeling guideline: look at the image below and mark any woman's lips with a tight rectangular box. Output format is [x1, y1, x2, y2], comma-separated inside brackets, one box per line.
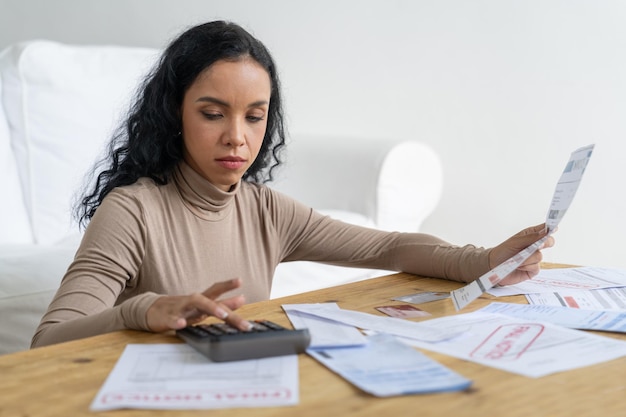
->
[216, 157, 247, 170]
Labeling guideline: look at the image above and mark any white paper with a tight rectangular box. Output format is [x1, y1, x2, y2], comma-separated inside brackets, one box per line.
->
[90, 344, 299, 411]
[392, 291, 450, 304]
[395, 311, 626, 378]
[488, 266, 626, 297]
[526, 287, 626, 310]
[450, 144, 594, 310]
[545, 144, 594, 232]
[284, 303, 465, 342]
[307, 333, 472, 396]
[480, 302, 626, 333]
[283, 303, 368, 348]
[450, 236, 549, 310]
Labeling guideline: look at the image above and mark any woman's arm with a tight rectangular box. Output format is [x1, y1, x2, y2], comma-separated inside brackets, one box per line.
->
[272, 189, 552, 284]
[32, 186, 252, 348]
[31, 189, 151, 347]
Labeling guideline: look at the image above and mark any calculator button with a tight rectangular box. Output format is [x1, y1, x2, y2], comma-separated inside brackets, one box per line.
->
[185, 326, 210, 337]
[198, 325, 225, 336]
[212, 323, 239, 334]
[176, 319, 311, 361]
[251, 322, 270, 332]
[258, 320, 285, 330]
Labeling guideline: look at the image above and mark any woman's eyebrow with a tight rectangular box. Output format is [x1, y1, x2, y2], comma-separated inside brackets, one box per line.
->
[196, 96, 269, 108]
[196, 96, 229, 106]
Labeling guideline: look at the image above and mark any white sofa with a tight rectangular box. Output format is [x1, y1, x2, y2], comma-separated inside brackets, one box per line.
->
[0, 40, 443, 355]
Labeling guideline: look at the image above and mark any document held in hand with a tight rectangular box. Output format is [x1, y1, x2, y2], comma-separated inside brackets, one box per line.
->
[450, 144, 594, 311]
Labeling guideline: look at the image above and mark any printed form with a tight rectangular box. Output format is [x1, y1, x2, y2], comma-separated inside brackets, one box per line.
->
[283, 303, 368, 348]
[396, 311, 626, 378]
[450, 144, 594, 310]
[487, 266, 626, 297]
[527, 287, 626, 310]
[283, 304, 472, 396]
[307, 333, 472, 396]
[480, 302, 626, 333]
[283, 302, 465, 342]
[90, 344, 299, 411]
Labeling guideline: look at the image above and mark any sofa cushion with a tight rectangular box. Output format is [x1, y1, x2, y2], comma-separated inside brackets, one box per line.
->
[0, 71, 31, 244]
[0, 41, 158, 244]
[272, 137, 443, 233]
[0, 237, 79, 355]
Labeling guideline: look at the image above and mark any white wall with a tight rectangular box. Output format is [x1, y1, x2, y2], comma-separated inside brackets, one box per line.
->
[1, 0, 625, 268]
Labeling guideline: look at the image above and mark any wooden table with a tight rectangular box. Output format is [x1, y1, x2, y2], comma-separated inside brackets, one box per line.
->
[2, 265, 625, 417]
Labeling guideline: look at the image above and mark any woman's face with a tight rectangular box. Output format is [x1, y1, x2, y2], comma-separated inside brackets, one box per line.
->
[180, 58, 271, 191]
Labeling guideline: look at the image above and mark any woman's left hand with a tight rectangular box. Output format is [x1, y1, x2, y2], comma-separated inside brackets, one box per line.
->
[489, 223, 555, 286]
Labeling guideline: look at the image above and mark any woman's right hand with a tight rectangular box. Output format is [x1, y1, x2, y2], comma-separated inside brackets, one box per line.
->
[146, 278, 252, 332]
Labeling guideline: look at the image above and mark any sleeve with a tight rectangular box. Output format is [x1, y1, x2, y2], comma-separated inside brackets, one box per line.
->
[31, 188, 160, 348]
[270, 190, 491, 283]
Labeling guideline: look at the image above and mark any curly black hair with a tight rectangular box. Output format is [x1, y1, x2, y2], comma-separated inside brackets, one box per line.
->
[76, 21, 286, 227]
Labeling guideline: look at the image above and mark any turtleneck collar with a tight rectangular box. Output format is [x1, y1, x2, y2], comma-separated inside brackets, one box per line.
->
[172, 161, 240, 221]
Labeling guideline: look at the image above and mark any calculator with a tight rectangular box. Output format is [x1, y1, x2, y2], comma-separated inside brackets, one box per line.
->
[176, 319, 311, 362]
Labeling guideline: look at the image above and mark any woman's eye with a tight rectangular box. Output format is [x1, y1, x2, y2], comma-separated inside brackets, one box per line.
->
[202, 112, 222, 120]
[246, 115, 265, 123]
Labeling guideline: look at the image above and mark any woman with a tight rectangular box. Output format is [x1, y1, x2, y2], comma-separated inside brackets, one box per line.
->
[31, 21, 553, 348]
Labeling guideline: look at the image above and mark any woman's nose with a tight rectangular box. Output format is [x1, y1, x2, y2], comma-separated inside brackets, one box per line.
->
[224, 118, 245, 147]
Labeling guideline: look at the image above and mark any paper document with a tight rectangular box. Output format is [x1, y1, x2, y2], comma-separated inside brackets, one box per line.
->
[392, 291, 450, 305]
[545, 144, 595, 232]
[283, 303, 465, 342]
[450, 236, 549, 310]
[488, 266, 626, 297]
[395, 311, 626, 378]
[283, 303, 367, 348]
[526, 287, 626, 310]
[90, 344, 299, 411]
[307, 333, 472, 396]
[450, 144, 594, 310]
[480, 302, 626, 333]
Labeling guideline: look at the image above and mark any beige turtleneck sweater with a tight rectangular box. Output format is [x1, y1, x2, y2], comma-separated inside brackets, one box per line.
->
[31, 162, 490, 348]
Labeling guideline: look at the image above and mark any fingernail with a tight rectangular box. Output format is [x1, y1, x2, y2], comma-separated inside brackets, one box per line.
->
[215, 308, 229, 319]
[243, 321, 254, 331]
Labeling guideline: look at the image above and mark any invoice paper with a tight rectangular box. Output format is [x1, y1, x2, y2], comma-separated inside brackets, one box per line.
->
[450, 144, 594, 310]
[527, 287, 626, 310]
[488, 266, 626, 297]
[397, 311, 626, 378]
[283, 303, 368, 348]
[90, 344, 299, 411]
[479, 302, 626, 333]
[307, 333, 472, 396]
[283, 303, 465, 342]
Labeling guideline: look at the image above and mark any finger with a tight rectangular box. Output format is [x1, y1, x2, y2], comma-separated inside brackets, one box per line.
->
[516, 262, 541, 276]
[519, 223, 547, 236]
[186, 293, 252, 331]
[182, 292, 232, 320]
[500, 270, 534, 286]
[220, 294, 246, 311]
[541, 235, 556, 249]
[519, 250, 544, 269]
[211, 300, 252, 331]
[223, 309, 254, 331]
[513, 226, 552, 250]
[202, 278, 243, 299]
[147, 296, 195, 332]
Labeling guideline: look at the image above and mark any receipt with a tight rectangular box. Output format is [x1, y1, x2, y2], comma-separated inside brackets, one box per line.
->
[283, 303, 465, 342]
[479, 302, 626, 333]
[545, 144, 594, 232]
[450, 144, 594, 310]
[308, 333, 472, 396]
[283, 303, 367, 348]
